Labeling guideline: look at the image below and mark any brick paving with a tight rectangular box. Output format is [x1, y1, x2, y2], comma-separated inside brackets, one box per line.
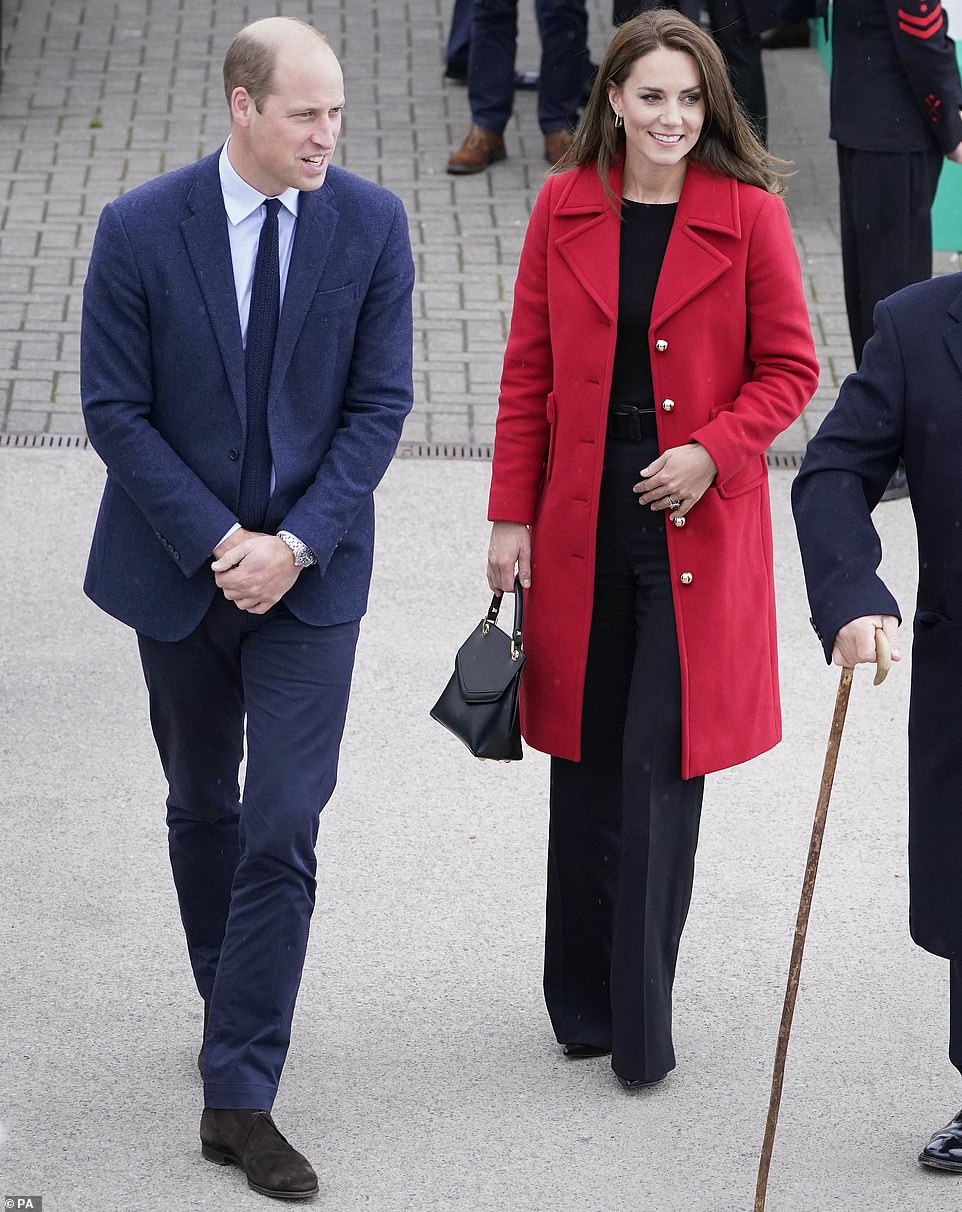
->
[1, 0, 956, 449]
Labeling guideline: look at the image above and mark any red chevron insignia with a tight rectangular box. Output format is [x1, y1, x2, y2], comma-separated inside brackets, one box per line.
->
[925, 93, 944, 123]
[898, 3, 944, 38]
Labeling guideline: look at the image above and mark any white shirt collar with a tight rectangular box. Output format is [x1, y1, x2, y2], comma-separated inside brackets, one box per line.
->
[219, 140, 300, 225]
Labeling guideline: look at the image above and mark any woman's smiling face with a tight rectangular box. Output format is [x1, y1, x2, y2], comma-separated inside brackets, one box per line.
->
[608, 47, 706, 179]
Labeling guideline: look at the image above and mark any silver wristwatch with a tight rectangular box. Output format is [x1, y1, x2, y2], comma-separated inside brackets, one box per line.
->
[277, 530, 316, 568]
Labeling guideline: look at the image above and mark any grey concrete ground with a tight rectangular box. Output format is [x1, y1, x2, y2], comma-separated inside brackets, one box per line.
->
[1, 447, 960, 1212]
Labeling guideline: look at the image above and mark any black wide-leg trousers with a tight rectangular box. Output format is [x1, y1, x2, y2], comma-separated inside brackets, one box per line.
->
[544, 436, 705, 1083]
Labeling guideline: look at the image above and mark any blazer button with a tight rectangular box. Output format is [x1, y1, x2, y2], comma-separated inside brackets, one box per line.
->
[655, 339, 668, 352]
[672, 515, 686, 527]
[229, 447, 240, 461]
[680, 571, 693, 584]
[661, 398, 675, 412]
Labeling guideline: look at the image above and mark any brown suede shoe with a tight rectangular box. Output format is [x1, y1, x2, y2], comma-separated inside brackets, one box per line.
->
[447, 124, 506, 175]
[201, 1108, 318, 1200]
[544, 129, 573, 166]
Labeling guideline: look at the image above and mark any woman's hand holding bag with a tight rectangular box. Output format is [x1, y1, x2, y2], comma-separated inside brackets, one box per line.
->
[487, 521, 531, 593]
[430, 578, 527, 762]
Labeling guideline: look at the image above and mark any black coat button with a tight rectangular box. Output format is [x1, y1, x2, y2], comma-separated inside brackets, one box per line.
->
[229, 448, 240, 461]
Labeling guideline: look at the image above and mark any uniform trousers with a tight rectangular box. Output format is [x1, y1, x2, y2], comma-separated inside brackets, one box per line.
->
[544, 434, 705, 1083]
[837, 144, 943, 365]
[137, 592, 359, 1110]
[707, 0, 768, 146]
[468, 0, 589, 134]
[613, 0, 701, 23]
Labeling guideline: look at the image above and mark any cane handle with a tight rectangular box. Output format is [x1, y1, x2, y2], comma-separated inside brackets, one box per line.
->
[873, 626, 892, 686]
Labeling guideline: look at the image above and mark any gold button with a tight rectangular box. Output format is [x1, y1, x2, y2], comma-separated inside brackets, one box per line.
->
[661, 398, 675, 412]
[655, 339, 668, 352]
[680, 572, 693, 584]
[672, 515, 686, 527]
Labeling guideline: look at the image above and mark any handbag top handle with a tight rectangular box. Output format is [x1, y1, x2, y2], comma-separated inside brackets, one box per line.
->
[482, 577, 524, 658]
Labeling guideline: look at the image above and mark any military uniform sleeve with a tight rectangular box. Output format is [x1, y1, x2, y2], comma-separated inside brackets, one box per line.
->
[884, 0, 962, 153]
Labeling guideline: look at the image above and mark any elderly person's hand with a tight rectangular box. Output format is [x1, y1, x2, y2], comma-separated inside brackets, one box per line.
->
[487, 521, 531, 594]
[633, 442, 717, 519]
[832, 614, 901, 669]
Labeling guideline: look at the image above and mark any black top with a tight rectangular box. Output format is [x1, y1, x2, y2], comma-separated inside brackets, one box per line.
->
[609, 200, 677, 413]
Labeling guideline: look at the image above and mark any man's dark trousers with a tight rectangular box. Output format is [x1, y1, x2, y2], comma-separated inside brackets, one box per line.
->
[447, 0, 474, 72]
[469, 0, 588, 134]
[137, 593, 360, 1110]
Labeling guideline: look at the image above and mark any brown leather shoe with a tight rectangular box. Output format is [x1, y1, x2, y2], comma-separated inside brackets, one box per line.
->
[447, 124, 506, 175]
[544, 129, 573, 166]
[201, 1108, 318, 1200]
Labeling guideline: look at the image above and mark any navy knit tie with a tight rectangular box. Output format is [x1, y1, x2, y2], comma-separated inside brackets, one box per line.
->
[238, 197, 281, 531]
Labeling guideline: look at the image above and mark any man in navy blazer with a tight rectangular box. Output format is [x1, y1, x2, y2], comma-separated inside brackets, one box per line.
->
[81, 17, 414, 1199]
[793, 274, 962, 1174]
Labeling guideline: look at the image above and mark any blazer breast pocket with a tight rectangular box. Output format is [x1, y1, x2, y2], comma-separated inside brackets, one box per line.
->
[311, 283, 358, 313]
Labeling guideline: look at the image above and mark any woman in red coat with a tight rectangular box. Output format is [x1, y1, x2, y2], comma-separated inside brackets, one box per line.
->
[486, 10, 818, 1088]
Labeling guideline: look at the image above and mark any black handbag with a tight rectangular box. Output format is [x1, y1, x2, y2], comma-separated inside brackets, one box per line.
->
[430, 579, 526, 761]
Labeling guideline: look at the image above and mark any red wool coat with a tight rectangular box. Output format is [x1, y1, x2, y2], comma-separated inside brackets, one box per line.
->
[488, 159, 819, 778]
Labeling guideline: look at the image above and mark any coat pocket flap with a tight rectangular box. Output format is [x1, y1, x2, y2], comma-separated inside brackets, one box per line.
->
[454, 623, 526, 701]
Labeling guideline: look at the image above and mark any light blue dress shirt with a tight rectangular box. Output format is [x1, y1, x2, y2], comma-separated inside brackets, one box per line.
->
[214, 142, 312, 560]
[218, 141, 300, 345]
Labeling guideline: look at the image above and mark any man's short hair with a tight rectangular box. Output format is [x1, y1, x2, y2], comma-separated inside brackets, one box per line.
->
[223, 19, 328, 112]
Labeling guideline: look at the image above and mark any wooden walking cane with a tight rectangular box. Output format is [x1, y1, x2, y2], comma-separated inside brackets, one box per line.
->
[753, 627, 893, 1212]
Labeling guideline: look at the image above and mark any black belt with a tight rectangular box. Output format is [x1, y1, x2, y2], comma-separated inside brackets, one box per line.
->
[607, 404, 656, 443]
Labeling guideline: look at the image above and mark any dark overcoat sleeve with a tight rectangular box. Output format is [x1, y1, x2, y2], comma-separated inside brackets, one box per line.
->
[791, 299, 905, 661]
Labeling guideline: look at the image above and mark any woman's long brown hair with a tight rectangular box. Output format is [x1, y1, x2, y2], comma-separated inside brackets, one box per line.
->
[555, 8, 787, 203]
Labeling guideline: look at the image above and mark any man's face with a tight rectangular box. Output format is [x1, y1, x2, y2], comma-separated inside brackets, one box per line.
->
[230, 41, 344, 196]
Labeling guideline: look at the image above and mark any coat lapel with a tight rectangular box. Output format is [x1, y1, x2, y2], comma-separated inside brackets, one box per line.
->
[943, 289, 962, 381]
[553, 165, 622, 323]
[651, 160, 738, 329]
[552, 159, 741, 328]
[181, 154, 247, 423]
[270, 182, 339, 402]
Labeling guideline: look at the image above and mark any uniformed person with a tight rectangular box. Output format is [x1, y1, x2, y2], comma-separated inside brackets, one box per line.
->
[825, 0, 962, 365]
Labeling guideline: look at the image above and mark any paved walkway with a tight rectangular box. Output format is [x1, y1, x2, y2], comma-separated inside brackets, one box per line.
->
[1, 445, 957, 1212]
[3, 0, 954, 448]
[3, 7, 961, 1212]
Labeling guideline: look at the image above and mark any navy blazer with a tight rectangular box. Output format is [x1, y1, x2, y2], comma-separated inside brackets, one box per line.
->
[81, 152, 415, 641]
[793, 273, 962, 957]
